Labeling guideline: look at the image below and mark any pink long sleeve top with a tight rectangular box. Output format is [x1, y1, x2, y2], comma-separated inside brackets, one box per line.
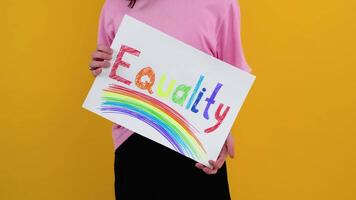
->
[96, 0, 251, 150]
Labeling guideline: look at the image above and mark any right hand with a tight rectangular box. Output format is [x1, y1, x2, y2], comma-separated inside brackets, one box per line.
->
[89, 44, 113, 77]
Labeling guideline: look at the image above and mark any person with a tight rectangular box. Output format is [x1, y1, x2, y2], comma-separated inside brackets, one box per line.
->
[89, 0, 251, 199]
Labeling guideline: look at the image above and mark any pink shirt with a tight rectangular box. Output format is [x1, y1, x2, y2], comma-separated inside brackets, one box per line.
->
[97, 0, 251, 150]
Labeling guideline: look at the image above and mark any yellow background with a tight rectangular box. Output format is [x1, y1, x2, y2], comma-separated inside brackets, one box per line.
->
[1, 0, 355, 199]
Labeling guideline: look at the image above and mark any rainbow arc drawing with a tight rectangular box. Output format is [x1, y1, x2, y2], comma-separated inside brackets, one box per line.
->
[100, 84, 208, 161]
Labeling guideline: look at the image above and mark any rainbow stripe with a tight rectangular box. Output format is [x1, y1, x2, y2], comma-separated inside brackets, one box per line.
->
[100, 84, 207, 161]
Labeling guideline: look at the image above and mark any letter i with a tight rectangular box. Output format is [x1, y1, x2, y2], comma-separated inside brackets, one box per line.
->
[191, 88, 206, 113]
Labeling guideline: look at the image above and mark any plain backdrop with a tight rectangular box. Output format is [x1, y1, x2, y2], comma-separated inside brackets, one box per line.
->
[1, 0, 355, 199]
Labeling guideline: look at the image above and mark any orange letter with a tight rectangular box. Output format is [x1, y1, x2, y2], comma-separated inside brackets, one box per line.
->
[135, 67, 155, 94]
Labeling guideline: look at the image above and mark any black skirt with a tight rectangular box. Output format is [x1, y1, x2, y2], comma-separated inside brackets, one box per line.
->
[114, 133, 231, 200]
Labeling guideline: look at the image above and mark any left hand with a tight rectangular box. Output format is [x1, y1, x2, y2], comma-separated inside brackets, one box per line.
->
[195, 132, 235, 175]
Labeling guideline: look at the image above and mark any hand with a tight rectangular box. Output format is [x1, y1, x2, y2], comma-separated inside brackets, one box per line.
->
[195, 132, 235, 175]
[89, 44, 113, 77]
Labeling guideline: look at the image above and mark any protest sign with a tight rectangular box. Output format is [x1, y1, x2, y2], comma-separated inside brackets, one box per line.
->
[83, 15, 255, 166]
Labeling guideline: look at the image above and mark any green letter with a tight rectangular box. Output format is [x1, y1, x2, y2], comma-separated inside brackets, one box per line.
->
[172, 84, 192, 106]
[157, 74, 176, 99]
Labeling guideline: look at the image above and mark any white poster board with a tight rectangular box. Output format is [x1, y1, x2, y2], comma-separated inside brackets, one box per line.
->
[83, 15, 255, 166]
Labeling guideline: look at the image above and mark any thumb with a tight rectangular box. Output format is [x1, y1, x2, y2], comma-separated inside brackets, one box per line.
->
[226, 134, 235, 158]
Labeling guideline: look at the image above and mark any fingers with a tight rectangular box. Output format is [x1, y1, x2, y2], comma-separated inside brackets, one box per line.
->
[195, 161, 220, 175]
[91, 68, 102, 77]
[89, 60, 109, 77]
[226, 133, 235, 158]
[203, 167, 217, 175]
[227, 143, 235, 158]
[97, 45, 113, 54]
[194, 144, 229, 175]
[195, 162, 217, 175]
[89, 45, 113, 77]
[89, 60, 111, 69]
[195, 163, 205, 169]
[224, 133, 235, 158]
[216, 146, 228, 169]
[92, 51, 112, 61]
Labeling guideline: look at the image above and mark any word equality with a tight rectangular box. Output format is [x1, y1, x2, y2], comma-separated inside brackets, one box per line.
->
[109, 45, 231, 133]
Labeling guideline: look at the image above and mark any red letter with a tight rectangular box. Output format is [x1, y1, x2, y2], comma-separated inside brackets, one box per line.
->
[110, 45, 140, 85]
[204, 103, 230, 133]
